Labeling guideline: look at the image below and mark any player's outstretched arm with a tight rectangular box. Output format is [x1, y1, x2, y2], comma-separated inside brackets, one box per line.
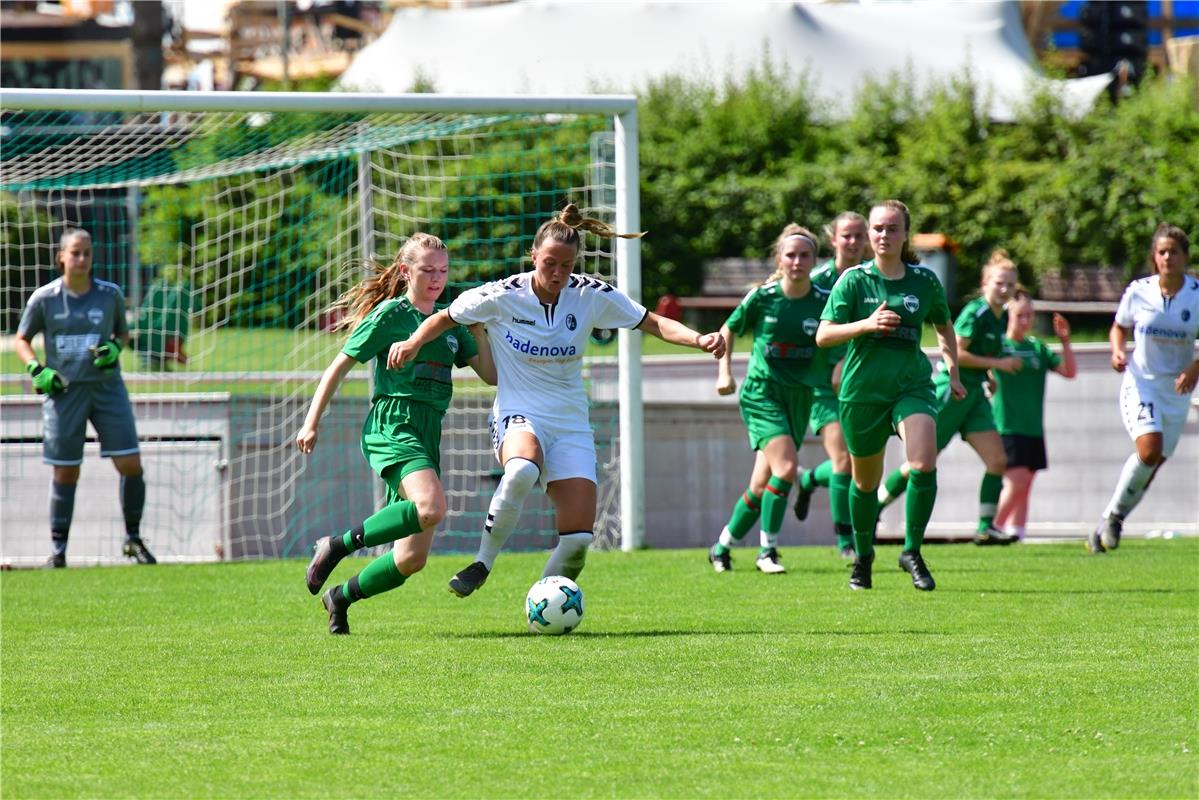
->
[296, 352, 357, 454]
[933, 322, 967, 400]
[715, 323, 736, 395]
[387, 309, 455, 371]
[637, 311, 725, 358]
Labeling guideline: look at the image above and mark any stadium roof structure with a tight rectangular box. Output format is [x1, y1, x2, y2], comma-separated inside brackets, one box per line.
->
[337, 0, 1114, 123]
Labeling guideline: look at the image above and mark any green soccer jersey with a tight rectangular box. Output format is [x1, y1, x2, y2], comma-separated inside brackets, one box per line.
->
[342, 298, 478, 412]
[992, 335, 1060, 437]
[725, 280, 829, 389]
[821, 260, 951, 404]
[936, 295, 1007, 388]
[810, 260, 848, 389]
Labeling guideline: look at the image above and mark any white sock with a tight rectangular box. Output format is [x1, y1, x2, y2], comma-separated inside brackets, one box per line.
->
[1103, 454, 1156, 520]
[877, 485, 892, 505]
[475, 457, 540, 570]
[718, 527, 736, 549]
[543, 531, 593, 580]
[1008, 525, 1026, 539]
[760, 531, 779, 550]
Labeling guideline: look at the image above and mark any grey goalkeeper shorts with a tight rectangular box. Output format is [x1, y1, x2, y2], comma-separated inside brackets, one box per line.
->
[41, 378, 140, 465]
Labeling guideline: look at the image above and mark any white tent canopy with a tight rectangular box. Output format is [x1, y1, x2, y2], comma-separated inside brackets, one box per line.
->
[338, 0, 1111, 122]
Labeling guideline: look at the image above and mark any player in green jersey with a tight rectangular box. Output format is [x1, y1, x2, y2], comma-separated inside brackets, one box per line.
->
[991, 289, 1076, 540]
[816, 200, 965, 591]
[296, 234, 497, 634]
[791, 211, 869, 558]
[709, 224, 828, 574]
[877, 250, 1023, 545]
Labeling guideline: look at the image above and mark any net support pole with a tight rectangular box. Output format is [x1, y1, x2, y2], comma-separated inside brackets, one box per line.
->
[358, 146, 385, 514]
[615, 105, 644, 552]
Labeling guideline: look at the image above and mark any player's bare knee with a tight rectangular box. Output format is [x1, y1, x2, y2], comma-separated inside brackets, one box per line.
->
[415, 496, 447, 529]
[393, 548, 428, 575]
[908, 458, 936, 473]
[53, 466, 81, 485]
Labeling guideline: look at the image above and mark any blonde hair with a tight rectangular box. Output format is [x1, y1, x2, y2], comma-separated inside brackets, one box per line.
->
[765, 223, 819, 285]
[55, 227, 91, 272]
[328, 232, 447, 332]
[531, 203, 645, 255]
[981, 248, 1018, 286]
[870, 199, 919, 265]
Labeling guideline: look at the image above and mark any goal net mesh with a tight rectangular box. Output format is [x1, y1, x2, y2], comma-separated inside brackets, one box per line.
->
[1, 101, 623, 564]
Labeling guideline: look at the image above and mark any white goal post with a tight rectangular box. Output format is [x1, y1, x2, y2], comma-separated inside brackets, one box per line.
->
[0, 88, 646, 561]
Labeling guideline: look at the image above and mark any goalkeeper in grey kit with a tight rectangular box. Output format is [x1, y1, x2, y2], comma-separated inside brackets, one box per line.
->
[14, 228, 156, 567]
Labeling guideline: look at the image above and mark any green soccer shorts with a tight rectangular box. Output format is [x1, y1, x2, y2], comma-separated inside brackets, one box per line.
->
[933, 382, 996, 451]
[738, 376, 814, 452]
[839, 388, 937, 457]
[360, 397, 443, 497]
[807, 388, 840, 436]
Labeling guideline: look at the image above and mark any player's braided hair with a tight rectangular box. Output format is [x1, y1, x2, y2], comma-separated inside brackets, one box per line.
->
[532, 203, 645, 255]
[328, 232, 447, 332]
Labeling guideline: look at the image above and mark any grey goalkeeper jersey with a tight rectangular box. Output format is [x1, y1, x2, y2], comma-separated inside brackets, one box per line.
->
[18, 277, 128, 384]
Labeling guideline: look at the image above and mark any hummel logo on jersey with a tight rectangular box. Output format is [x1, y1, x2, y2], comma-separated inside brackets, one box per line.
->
[903, 294, 920, 313]
[512, 316, 536, 326]
[864, 297, 880, 304]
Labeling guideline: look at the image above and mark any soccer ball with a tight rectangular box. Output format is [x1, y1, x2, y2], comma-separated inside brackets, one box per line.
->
[525, 575, 584, 635]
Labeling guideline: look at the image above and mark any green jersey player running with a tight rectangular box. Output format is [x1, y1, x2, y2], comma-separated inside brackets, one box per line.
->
[816, 200, 965, 591]
[297, 234, 496, 635]
[877, 250, 1023, 545]
[790, 211, 869, 559]
[708, 223, 829, 574]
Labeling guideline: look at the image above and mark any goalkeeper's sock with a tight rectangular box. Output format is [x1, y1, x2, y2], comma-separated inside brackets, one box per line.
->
[341, 500, 423, 551]
[49, 480, 76, 538]
[340, 553, 408, 603]
[904, 469, 938, 553]
[849, 483, 879, 559]
[725, 488, 763, 541]
[879, 467, 909, 507]
[977, 472, 1002, 532]
[120, 473, 145, 538]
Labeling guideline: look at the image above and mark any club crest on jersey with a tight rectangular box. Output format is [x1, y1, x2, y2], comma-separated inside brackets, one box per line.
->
[802, 318, 818, 336]
[87, 308, 104, 325]
[565, 313, 577, 331]
[902, 294, 920, 313]
[446, 334, 458, 354]
[1184, 309, 1192, 322]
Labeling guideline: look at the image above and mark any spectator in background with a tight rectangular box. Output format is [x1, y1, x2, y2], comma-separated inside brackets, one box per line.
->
[387, 204, 724, 598]
[816, 199, 964, 592]
[14, 228, 156, 568]
[296, 234, 496, 634]
[708, 223, 827, 574]
[791, 210, 869, 558]
[991, 289, 1076, 540]
[1090, 223, 1198, 553]
[877, 250, 1023, 545]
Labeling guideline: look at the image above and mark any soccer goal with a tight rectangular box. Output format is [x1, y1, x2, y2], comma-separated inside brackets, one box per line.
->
[0, 88, 646, 565]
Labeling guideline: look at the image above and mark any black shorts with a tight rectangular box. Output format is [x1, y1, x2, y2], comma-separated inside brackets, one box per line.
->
[1002, 434, 1047, 472]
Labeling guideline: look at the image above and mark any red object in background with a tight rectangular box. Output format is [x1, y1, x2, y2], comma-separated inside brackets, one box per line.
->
[320, 307, 346, 331]
[164, 336, 188, 365]
[655, 294, 682, 321]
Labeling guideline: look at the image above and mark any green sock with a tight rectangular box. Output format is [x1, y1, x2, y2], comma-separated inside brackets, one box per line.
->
[905, 468, 938, 552]
[340, 552, 408, 603]
[725, 488, 763, 541]
[760, 475, 792, 547]
[848, 483, 879, 558]
[829, 472, 853, 549]
[341, 500, 423, 551]
[978, 472, 1002, 532]
[881, 468, 909, 505]
[801, 461, 834, 491]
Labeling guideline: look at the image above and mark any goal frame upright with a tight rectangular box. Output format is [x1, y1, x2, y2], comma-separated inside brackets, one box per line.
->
[0, 87, 647, 553]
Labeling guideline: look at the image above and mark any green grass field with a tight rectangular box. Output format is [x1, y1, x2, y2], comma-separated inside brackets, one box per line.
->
[2, 541, 1196, 798]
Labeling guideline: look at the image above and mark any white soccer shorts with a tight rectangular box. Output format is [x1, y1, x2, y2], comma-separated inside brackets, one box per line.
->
[488, 411, 597, 484]
[1119, 372, 1190, 458]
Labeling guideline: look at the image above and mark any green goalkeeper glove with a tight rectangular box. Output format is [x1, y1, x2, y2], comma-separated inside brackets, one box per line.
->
[91, 340, 122, 369]
[25, 360, 66, 395]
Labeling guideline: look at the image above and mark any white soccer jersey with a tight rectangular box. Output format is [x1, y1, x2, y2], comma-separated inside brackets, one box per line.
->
[1114, 274, 1199, 384]
[449, 272, 648, 430]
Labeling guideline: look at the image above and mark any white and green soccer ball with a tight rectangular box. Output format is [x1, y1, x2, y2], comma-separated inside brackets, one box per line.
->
[525, 576, 584, 635]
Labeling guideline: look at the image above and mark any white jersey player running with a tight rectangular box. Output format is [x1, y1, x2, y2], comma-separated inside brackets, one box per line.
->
[387, 204, 725, 595]
[1090, 223, 1199, 553]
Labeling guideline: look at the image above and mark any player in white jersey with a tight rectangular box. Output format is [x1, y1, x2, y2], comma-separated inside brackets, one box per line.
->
[387, 204, 725, 596]
[1090, 223, 1199, 553]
